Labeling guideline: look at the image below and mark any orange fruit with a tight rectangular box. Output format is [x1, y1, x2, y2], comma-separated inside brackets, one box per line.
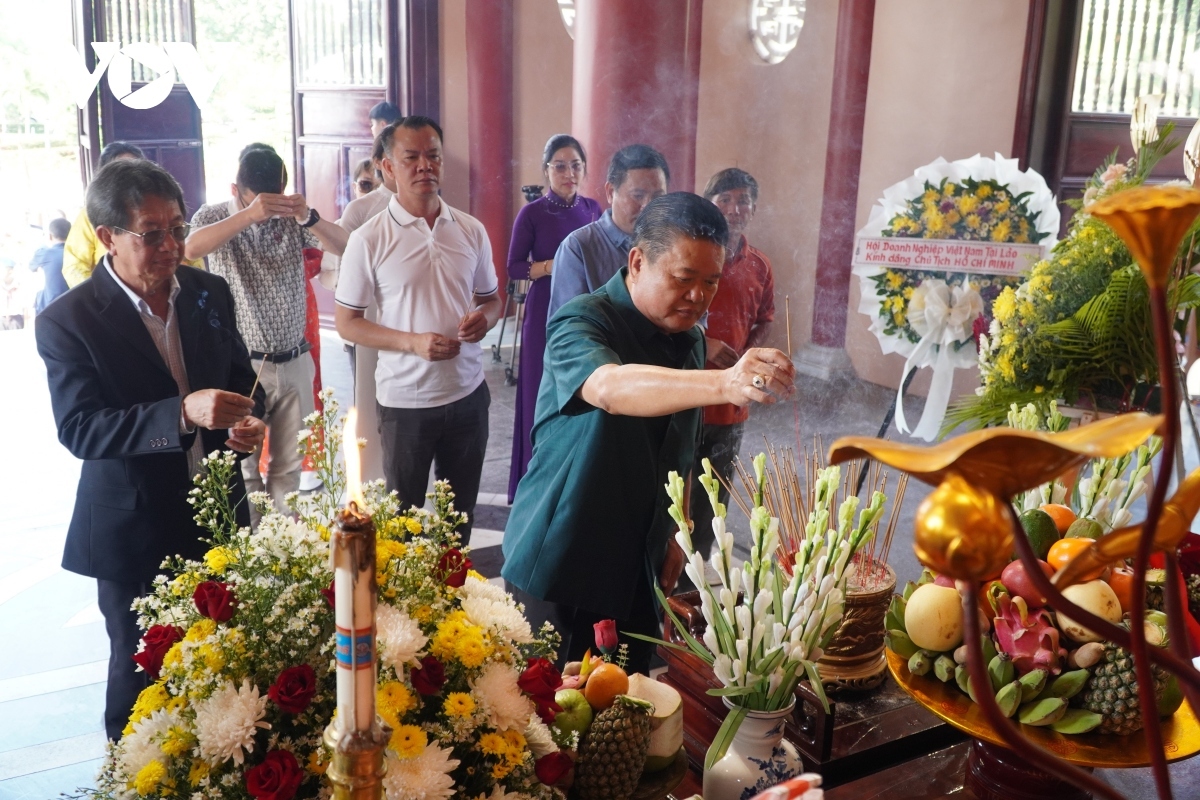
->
[1105, 567, 1136, 613]
[1047, 537, 1104, 582]
[582, 662, 629, 710]
[1040, 504, 1077, 535]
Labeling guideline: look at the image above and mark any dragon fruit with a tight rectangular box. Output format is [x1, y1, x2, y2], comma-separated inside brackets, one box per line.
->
[993, 594, 1065, 676]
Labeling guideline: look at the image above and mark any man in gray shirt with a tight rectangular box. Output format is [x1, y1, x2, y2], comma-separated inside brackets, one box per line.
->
[547, 144, 669, 318]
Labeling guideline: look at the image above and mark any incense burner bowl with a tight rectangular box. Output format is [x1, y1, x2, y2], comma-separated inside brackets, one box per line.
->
[817, 561, 896, 692]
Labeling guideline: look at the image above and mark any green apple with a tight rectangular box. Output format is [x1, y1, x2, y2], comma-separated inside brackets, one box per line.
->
[553, 688, 593, 737]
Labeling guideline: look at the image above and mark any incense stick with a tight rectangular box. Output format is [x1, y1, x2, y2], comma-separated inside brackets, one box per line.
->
[785, 295, 793, 359]
[248, 356, 270, 401]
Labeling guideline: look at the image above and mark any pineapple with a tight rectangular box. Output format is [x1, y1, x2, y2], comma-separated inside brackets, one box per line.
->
[574, 695, 654, 799]
[1075, 641, 1170, 735]
[1187, 573, 1200, 620]
[1145, 568, 1167, 612]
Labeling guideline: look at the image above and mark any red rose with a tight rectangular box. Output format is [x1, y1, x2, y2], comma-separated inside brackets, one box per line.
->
[593, 619, 619, 654]
[436, 549, 472, 588]
[410, 655, 446, 695]
[193, 581, 238, 622]
[535, 751, 574, 786]
[131, 624, 183, 679]
[268, 664, 317, 714]
[519, 657, 563, 723]
[320, 580, 335, 609]
[245, 749, 304, 800]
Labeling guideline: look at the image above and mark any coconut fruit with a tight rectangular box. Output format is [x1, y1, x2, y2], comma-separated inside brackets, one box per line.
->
[1057, 580, 1122, 643]
[904, 583, 964, 652]
[626, 673, 682, 772]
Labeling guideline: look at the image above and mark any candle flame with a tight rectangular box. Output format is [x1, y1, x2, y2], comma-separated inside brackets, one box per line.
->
[344, 407, 364, 507]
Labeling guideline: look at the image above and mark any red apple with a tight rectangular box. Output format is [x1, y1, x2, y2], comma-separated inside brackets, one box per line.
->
[1000, 559, 1054, 607]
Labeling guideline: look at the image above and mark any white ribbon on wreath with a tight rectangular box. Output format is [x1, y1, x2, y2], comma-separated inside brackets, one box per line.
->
[897, 278, 983, 441]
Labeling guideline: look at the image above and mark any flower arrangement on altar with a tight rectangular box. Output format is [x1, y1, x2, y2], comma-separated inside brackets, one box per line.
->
[853, 154, 1060, 440]
[946, 127, 1200, 431]
[81, 391, 568, 800]
[651, 455, 884, 769]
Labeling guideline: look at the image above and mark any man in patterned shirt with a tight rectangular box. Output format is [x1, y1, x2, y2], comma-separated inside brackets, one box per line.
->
[185, 147, 344, 514]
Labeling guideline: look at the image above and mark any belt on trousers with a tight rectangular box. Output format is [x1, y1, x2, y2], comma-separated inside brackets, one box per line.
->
[250, 341, 312, 363]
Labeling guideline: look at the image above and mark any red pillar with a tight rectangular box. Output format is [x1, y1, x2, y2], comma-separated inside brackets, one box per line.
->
[572, 0, 703, 199]
[466, 0, 514, 292]
[808, 0, 876, 352]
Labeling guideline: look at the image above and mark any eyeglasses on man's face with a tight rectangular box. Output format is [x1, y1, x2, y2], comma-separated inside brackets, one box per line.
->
[114, 224, 191, 247]
[548, 160, 584, 175]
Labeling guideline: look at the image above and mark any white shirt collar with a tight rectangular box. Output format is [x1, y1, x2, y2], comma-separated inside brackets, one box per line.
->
[389, 196, 454, 228]
[103, 255, 180, 316]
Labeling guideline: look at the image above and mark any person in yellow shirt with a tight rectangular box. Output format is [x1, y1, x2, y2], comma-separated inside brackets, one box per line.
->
[64, 142, 203, 286]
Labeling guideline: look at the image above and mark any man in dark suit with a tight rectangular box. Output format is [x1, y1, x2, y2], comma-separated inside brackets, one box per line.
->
[35, 158, 266, 740]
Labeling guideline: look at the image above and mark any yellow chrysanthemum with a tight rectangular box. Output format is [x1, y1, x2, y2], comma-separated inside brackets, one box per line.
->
[187, 760, 209, 786]
[480, 732, 507, 756]
[378, 681, 416, 718]
[390, 725, 427, 759]
[413, 605, 434, 623]
[467, 569, 486, 582]
[162, 642, 183, 670]
[129, 682, 169, 724]
[990, 220, 1012, 241]
[885, 270, 904, 290]
[203, 546, 235, 574]
[924, 211, 948, 235]
[455, 631, 491, 668]
[502, 729, 526, 749]
[492, 762, 514, 779]
[945, 210, 961, 225]
[431, 612, 472, 658]
[965, 213, 981, 230]
[166, 696, 188, 713]
[161, 726, 194, 758]
[957, 194, 979, 215]
[133, 760, 166, 795]
[405, 517, 423, 535]
[317, 524, 330, 542]
[307, 749, 328, 775]
[184, 619, 216, 643]
[991, 288, 1017, 325]
[994, 199, 1011, 216]
[922, 188, 939, 203]
[196, 644, 225, 673]
[976, 184, 993, 199]
[169, 571, 201, 598]
[443, 692, 476, 718]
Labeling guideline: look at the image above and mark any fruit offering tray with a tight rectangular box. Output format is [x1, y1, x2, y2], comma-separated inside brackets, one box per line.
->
[885, 649, 1200, 767]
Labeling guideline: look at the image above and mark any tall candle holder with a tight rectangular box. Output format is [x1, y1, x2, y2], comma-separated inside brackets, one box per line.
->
[324, 407, 391, 799]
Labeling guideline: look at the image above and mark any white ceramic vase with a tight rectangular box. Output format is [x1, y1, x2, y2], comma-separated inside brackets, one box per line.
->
[702, 699, 803, 800]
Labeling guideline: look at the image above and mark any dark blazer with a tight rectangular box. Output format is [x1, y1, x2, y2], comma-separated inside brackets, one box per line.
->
[35, 260, 265, 583]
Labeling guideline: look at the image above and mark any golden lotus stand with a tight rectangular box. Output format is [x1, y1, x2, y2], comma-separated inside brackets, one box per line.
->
[323, 720, 391, 800]
[883, 648, 1200, 798]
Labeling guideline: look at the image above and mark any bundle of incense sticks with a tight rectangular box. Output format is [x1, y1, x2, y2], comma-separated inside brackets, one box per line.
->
[720, 436, 907, 591]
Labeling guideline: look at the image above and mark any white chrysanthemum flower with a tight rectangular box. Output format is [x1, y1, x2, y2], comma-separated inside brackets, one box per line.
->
[486, 785, 533, 800]
[117, 707, 178, 780]
[471, 662, 535, 732]
[376, 604, 428, 668]
[524, 716, 557, 758]
[458, 574, 508, 603]
[460, 596, 533, 644]
[383, 741, 459, 800]
[193, 679, 271, 765]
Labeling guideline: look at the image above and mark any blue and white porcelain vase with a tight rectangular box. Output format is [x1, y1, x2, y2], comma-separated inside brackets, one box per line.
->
[702, 699, 803, 800]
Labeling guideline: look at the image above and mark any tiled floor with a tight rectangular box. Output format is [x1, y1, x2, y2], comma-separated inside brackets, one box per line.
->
[3, 321, 1199, 798]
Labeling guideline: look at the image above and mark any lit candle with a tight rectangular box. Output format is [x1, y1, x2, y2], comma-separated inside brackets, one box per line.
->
[332, 407, 376, 734]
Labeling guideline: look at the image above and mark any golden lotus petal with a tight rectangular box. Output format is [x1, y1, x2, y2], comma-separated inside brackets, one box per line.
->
[1053, 468, 1200, 589]
[827, 412, 1161, 498]
[1089, 185, 1200, 288]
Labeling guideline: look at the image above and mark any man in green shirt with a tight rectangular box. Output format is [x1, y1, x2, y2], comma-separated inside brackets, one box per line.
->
[501, 192, 796, 673]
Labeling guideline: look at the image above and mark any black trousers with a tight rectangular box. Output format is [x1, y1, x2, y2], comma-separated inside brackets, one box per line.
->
[378, 381, 490, 544]
[507, 574, 663, 676]
[97, 579, 150, 741]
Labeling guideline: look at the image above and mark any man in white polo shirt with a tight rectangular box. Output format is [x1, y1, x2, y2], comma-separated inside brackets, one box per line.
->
[335, 116, 501, 542]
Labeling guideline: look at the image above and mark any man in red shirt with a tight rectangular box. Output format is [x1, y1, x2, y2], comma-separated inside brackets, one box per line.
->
[691, 168, 776, 558]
